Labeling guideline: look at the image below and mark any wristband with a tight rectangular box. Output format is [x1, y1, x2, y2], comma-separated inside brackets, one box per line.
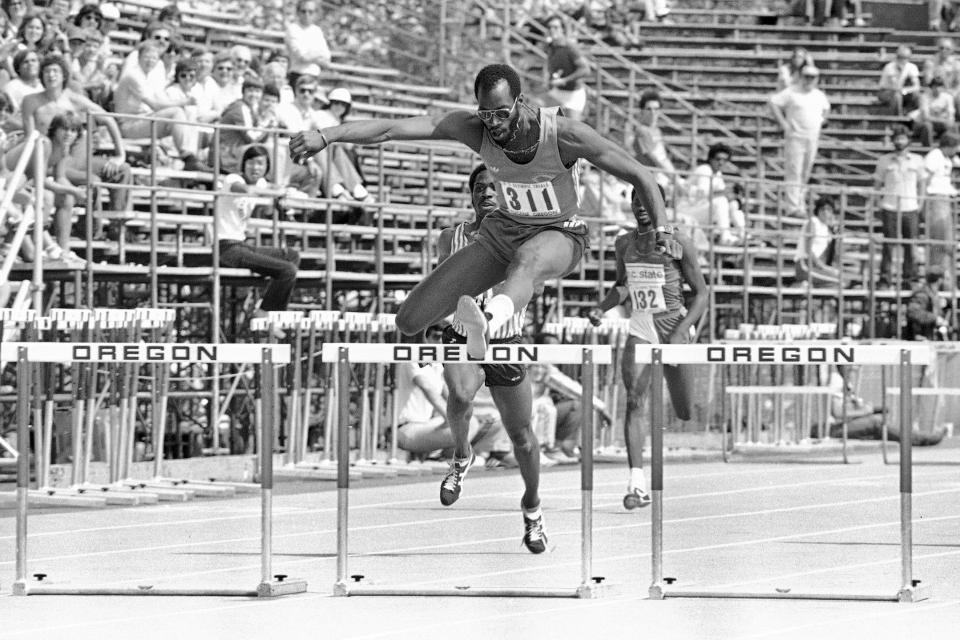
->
[319, 131, 329, 148]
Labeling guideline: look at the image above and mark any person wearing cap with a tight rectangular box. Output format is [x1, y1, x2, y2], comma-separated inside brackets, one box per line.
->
[770, 64, 830, 216]
[923, 130, 959, 284]
[314, 87, 372, 202]
[284, 0, 330, 89]
[217, 75, 270, 174]
[907, 266, 952, 340]
[873, 125, 925, 290]
[879, 45, 921, 116]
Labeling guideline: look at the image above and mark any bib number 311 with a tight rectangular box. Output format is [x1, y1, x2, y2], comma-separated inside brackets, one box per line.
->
[500, 181, 560, 217]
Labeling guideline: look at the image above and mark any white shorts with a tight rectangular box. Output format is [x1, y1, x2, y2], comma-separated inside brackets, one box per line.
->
[549, 86, 587, 114]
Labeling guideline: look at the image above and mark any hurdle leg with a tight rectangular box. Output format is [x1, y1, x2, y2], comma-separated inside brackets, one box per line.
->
[69, 359, 85, 486]
[334, 348, 352, 596]
[256, 348, 307, 597]
[13, 348, 31, 595]
[897, 350, 930, 602]
[648, 349, 665, 599]
[576, 348, 602, 598]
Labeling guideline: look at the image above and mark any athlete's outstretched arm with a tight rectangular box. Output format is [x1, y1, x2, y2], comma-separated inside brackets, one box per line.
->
[289, 110, 482, 163]
[669, 233, 708, 343]
[557, 120, 666, 227]
[589, 236, 628, 325]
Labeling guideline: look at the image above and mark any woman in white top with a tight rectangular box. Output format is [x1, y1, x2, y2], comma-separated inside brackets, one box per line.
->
[795, 195, 847, 286]
[217, 145, 300, 315]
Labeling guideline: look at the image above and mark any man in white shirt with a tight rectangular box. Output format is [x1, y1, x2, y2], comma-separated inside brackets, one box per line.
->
[923, 131, 959, 284]
[878, 45, 921, 116]
[770, 65, 830, 216]
[677, 143, 745, 245]
[874, 125, 925, 289]
[114, 40, 204, 171]
[285, 0, 331, 88]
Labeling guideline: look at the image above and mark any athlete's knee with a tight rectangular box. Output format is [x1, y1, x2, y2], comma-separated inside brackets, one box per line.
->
[625, 394, 643, 414]
[509, 424, 538, 455]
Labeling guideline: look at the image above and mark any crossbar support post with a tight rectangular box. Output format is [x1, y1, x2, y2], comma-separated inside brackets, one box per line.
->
[334, 347, 351, 595]
[576, 348, 596, 597]
[14, 347, 29, 595]
[649, 348, 665, 599]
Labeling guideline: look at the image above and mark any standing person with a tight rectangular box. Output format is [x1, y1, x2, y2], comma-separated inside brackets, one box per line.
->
[217, 145, 300, 317]
[588, 190, 706, 509]
[923, 131, 959, 284]
[289, 63, 666, 357]
[436, 164, 547, 553]
[874, 125, 925, 289]
[878, 45, 921, 116]
[284, 0, 330, 89]
[770, 64, 830, 216]
[544, 14, 589, 121]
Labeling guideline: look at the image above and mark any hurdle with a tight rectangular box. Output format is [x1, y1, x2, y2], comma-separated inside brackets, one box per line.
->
[639, 342, 935, 603]
[881, 385, 960, 466]
[321, 341, 612, 598]
[5, 340, 307, 597]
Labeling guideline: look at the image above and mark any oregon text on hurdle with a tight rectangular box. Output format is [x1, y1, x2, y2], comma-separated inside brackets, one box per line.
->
[392, 345, 541, 362]
[706, 345, 855, 363]
[71, 344, 219, 362]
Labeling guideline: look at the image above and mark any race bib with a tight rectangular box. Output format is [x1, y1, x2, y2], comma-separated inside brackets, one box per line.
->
[625, 263, 666, 312]
[499, 180, 560, 217]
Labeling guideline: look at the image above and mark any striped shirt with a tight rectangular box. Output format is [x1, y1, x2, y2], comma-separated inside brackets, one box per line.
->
[447, 222, 526, 339]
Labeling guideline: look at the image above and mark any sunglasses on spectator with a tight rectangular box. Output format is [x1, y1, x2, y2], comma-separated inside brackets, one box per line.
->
[178, 72, 196, 78]
[298, 8, 316, 14]
[476, 96, 517, 122]
[216, 64, 233, 71]
[298, 87, 316, 95]
[153, 34, 170, 42]
[235, 58, 250, 65]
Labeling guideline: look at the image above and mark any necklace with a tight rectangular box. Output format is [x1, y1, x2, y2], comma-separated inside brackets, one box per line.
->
[492, 104, 540, 157]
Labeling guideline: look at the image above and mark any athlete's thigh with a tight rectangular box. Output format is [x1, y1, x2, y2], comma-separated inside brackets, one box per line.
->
[489, 379, 534, 437]
[512, 229, 579, 278]
[400, 241, 507, 327]
[443, 363, 485, 402]
[621, 336, 651, 396]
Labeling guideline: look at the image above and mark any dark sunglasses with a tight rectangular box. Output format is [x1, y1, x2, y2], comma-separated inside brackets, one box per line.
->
[298, 87, 316, 95]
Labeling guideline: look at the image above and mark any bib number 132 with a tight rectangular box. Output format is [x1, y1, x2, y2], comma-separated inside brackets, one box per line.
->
[500, 181, 560, 216]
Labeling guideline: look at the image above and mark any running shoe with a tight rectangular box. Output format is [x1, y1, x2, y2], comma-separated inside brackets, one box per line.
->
[522, 509, 548, 554]
[455, 295, 490, 359]
[439, 451, 476, 506]
[623, 487, 652, 510]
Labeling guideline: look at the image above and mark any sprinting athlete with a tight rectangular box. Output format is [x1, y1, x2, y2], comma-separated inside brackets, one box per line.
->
[589, 190, 707, 509]
[437, 164, 546, 554]
[289, 63, 664, 357]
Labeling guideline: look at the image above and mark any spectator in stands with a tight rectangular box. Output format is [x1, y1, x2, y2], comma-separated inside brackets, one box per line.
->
[96, 3, 120, 53]
[68, 26, 109, 107]
[795, 195, 848, 286]
[5, 49, 41, 115]
[631, 89, 678, 194]
[637, 0, 671, 22]
[209, 50, 241, 116]
[217, 144, 300, 315]
[922, 38, 960, 93]
[123, 20, 174, 95]
[72, 3, 102, 32]
[156, 3, 182, 32]
[42, 111, 87, 261]
[544, 14, 589, 121]
[190, 47, 217, 98]
[16, 11, 48, 52]
[20, 54, 130, 233]
[878, 45, 921, 116]
[827, 364, 945, 444]
[266, 49, 290, 82]
[314, 87, 372, 202]
[770, 64, 830, 217]
[811, 0, 844, 26]
[676, 142, 746, 246]
[166, 58, 217, 126]
[914, 77, 955, 146]
[114, 40, 207, 173]
[261, 61, 293, 105]
[777, 47, 815, 90]
[2, 0, 29, 36]
[923, 130, 959, 284]
[285, 0, 331, 89]
[906, 265, 951, 340]
[929, 0, 960, 31]
[43, 0, 69, 39]
[874, 125, 924, 290]
[583, 0, 640, 48]
[218, 76, 271, 174]
[841, 0, 867, 27]
[276, 74, 326, 196]
[230, 45, 256, 84]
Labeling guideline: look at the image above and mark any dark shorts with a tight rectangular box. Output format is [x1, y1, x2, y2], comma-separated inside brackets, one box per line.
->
[474, 210, 589, 276]
[442, 325, 526, 387]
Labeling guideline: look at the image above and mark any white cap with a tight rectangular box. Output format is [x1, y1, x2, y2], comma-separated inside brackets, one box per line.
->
[99, 3, 120, 20]
[327, 87, 352, 104]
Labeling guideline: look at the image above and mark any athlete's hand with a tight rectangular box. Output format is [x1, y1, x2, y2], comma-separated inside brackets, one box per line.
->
[666, 329, 688, 345]
[655, 227, 683, 260]
[587, 307, 604, 327]
[289, 130, 329, 165]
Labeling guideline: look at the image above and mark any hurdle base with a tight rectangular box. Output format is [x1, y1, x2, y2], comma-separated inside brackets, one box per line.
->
[138, 478, 237, 498]
[14, 584, 260, 596]
[256, 578, 308, 597]
[332, 584, 589, 598]
[650, 586, 933, 602]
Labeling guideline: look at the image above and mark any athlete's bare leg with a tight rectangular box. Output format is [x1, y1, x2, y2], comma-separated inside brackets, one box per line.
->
[621, 337, 651, 471]
[499, 230, 579, 311]
[395, 241, 506, 335]
[444, 363, 485, 460]
[490, 380, 540, 511]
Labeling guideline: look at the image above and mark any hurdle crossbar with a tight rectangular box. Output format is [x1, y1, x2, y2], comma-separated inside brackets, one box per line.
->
[641, 343, 934, 603]
[11, 343, 305, 598]
[881, 386, 960, 466]
[321, 343, 611, 598]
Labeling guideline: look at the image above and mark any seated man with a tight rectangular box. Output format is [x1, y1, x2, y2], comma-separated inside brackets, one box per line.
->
[828, 364, 946, 445]
[676, 143, 747, 246]
[114, 40, 206, 172]
[218, 76, 269, 174]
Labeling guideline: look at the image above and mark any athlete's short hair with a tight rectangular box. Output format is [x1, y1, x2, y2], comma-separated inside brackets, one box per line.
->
[474, 64, 522, 100]
[638, 89, 661, 110]
[467, 164, 488, 193]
